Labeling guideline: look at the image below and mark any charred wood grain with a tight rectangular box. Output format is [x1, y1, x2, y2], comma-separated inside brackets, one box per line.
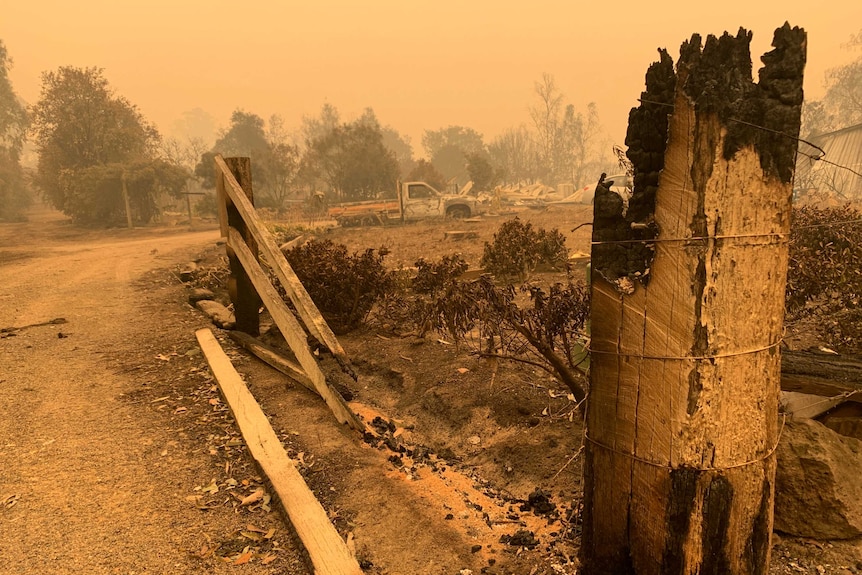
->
[592, 50, 674, 285]
[592, 24, 805, 289]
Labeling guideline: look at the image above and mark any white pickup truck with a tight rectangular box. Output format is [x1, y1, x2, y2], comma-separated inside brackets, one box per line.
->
[327, 181, 481, 226]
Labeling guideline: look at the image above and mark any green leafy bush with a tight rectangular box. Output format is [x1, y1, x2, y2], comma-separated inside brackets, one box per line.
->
[787, 204, 862, 350]
[480, 217, 568, 281]
[410, 255, 478, 342]
[195, 192, 218, 217]
[283, 239, 392, 333]
[58, 160, 187, 225]
[0, 152, 31, 221]
[787, 204, 862, 314]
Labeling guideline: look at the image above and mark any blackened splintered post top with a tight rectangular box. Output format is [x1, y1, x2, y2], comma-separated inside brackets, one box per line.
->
[591, 23, 805, 290]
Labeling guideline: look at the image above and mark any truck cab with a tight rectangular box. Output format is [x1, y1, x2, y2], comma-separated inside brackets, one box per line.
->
[400, 181, 476, 220]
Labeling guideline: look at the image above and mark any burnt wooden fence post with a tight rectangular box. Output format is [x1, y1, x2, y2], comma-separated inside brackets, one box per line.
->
[217, 156, 261, 335]
[582, 24, 806, 575]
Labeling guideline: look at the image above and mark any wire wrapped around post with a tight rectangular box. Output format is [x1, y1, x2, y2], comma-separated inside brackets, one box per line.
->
[581, 24, 805, 575]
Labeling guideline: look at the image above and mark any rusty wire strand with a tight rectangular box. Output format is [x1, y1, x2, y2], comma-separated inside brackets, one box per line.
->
[582, 414, 787, 472]
[638, 97, 862, 180]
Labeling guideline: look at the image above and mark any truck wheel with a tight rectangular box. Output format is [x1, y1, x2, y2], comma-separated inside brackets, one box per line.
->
[447, 205, 470, 219]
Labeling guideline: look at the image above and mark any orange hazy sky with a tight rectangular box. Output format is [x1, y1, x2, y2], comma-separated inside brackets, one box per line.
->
[3, 1, 860, 152]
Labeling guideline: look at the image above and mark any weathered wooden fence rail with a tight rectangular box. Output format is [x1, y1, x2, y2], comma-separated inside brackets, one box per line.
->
[196, 328, 362, 575]
[205, 155, 366, 574]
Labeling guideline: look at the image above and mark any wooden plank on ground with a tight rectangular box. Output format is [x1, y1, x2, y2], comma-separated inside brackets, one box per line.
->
[279, 234, 307, 251]
[228, 330, 314, 391]
[195, 329, 362, 575]
[781, 349, 862, 399]
[215, 155, 352, 374]
[443, 230, 477, 240]
[227, 226, 365, 433]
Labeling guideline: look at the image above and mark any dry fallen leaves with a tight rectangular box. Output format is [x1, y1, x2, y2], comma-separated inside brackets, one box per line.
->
[233, 548, 253, 565]
[192, 544, 215, 559]
[261, 554, 278, 565]
[240, 488, 265, 506]
[197, 479, 219, 495]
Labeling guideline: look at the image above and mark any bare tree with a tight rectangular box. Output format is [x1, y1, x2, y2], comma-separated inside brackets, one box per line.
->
[568, 102, 611, 187]
[529, 73, 564, 183]
[159, 136, 208, 174]
[488, 126, 540, 185]
[528, 74, 614, 186]
[265, 114, 301, 210]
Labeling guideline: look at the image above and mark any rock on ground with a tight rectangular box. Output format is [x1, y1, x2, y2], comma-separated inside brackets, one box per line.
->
[195, 299, 235, 329]
[188, 287, 215, 304]
[775, 418, 862, 539]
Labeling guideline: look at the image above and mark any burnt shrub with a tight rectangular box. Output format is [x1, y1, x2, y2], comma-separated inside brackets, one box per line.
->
[480, 217, 569, 281]
[473, 276, 590, 401]
[412, 254, 469, 295]
[373, 250, 590, 400]
[369, 254, 477, 340]
[283, 239, 393, 333]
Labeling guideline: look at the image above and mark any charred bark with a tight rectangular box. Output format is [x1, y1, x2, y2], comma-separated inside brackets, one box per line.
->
[582, 24, 805, 575]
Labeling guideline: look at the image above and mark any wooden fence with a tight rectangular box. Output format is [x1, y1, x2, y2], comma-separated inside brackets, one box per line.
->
[214, 155, 365, 433]
[203, 155, 366, 575]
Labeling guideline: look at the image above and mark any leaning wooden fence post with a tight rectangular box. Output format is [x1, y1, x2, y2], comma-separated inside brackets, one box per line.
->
[582, 25, 805, 575]
[216, 156, 261, 336]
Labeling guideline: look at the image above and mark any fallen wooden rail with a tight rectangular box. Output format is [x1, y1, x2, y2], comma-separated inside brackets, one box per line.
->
[228, 330, 314, 390]
[214, 155, 363, 432]
[781, 349, 862, 399]
[196, 328, 362, 575]
[0, 317, 67, 335]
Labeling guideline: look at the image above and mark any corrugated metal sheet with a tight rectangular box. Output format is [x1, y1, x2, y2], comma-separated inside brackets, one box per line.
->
[795, 123, 862, 201]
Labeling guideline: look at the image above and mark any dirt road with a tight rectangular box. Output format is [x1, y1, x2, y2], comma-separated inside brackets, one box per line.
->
[0, 209, 307, 575]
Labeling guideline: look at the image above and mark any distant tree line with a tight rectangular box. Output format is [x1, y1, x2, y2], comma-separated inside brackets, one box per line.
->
[6, 33, 619, 222]
[193, 106, 403, 206]
[0, 40, 30, 221]
[189, 74, 616, 207]
[802, 28, 862, 137]
[8, 26, 862, 225]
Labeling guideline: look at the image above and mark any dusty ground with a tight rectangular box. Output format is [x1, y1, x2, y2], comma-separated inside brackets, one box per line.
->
[2, 203, 860, 575]
[0, 207, 308, 574]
